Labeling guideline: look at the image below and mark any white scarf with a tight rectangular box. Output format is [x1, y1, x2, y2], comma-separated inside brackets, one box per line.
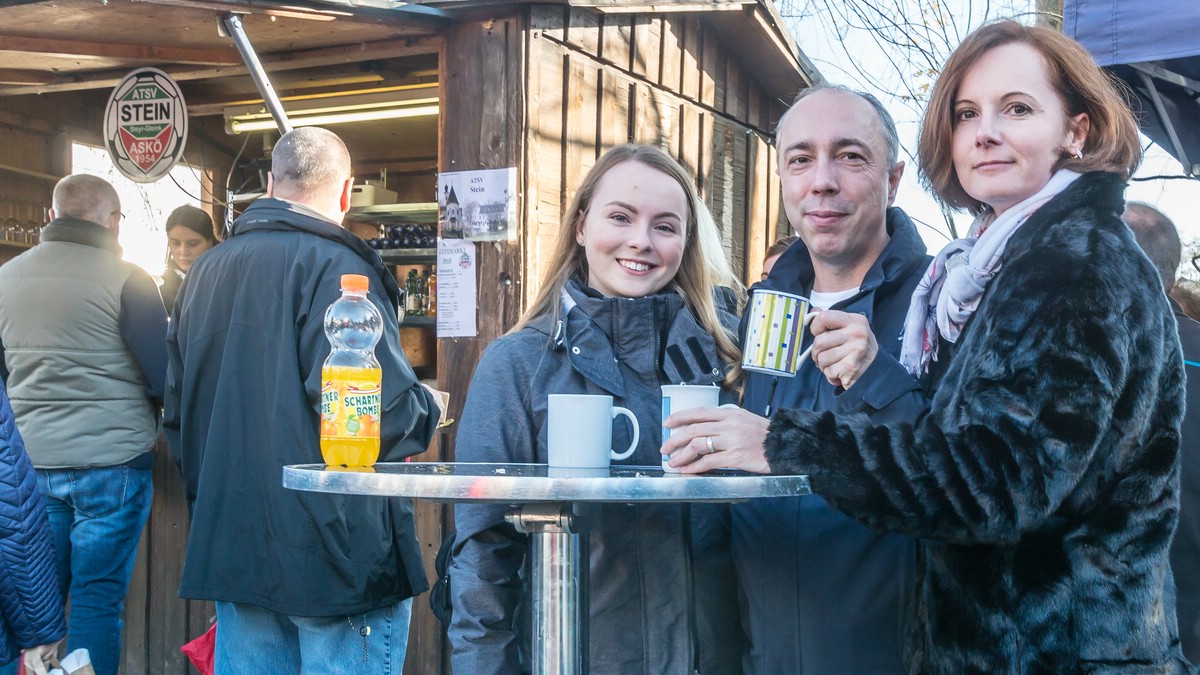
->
[898, 169, 1081, 376]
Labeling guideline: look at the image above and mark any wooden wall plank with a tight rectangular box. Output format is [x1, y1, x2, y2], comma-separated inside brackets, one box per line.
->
[660, 15, 682, 94]
[598, 69, 631, 151]
[563, 53, 599, 205]
[630, 15, 661, 83]
[726, 56, 746, 122]
[525, 26, 566, 308]
[746, 132, 770, 282]
[705, 117, 733, 274]
[684, 106, 705, 195]
[565, 6, 601, 58]
[729, 122, 747, 276]
[600, 13, 632, 71]
[431, 15, 526, 675]
[529, 4, 567, 41]
[680, 14, 701, 103]
[666, 100, 682, 160]
[747, 84, 762, 138]
[700, 23, 718, 110]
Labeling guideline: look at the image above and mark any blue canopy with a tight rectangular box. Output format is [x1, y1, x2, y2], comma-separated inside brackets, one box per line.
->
[1064, 0, 1200, 176]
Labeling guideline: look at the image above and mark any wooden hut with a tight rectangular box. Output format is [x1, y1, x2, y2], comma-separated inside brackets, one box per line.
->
[0, 1, 817, 671]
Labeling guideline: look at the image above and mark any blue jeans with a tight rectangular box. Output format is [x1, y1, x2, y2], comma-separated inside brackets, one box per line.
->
[36, 466, 153, 675]
[213, 599, 413, 674]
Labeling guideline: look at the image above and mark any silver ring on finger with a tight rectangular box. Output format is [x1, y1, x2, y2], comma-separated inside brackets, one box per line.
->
[705, 435, 716, 454]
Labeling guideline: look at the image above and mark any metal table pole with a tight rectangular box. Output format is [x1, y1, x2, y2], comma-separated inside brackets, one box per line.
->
[507, 503, 587, 675]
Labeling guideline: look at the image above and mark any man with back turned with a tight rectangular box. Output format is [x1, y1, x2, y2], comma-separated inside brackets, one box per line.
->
[165, 127, 438, 673]
[0, 174, 166, 675]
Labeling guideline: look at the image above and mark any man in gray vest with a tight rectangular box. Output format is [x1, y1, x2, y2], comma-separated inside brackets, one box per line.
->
[0, 174, 167, 675]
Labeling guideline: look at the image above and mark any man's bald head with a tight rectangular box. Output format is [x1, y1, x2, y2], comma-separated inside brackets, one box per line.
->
[1123, 202, 1181, 293]
[51, 174, 121, 230]
[268, 127, 354, 223]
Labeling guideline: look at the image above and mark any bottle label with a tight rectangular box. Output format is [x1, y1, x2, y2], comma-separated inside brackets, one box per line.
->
[321, 366, 382, 440]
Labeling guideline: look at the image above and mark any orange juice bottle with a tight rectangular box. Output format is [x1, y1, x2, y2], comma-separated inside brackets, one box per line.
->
[320, 274, 383, 467]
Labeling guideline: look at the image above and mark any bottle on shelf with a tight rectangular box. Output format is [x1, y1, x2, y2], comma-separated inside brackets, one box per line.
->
[420, 266, 434, 314]
[424, 267, 436, 316]
[320, 274, 383, 468]
[405, 268, 425, 316]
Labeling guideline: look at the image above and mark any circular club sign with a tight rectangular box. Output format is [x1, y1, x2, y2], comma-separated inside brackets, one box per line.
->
[103, 68, 188, 183]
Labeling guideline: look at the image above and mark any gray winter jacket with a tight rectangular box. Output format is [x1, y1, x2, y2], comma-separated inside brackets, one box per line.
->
[0, 217, 166, 468]
[449, 280, 743, 675]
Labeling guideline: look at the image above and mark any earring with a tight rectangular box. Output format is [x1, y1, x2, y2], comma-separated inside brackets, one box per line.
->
[1073, 148, 1084, 160]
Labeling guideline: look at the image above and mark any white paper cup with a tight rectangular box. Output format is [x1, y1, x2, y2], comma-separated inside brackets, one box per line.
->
[660, 385, 737, 472]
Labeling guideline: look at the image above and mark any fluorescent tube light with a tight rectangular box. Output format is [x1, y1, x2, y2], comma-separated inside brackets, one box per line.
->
[227, 103, 439, 133]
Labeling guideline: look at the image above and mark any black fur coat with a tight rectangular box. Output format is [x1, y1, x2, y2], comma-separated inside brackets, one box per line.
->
[766, 172, 1193, 674]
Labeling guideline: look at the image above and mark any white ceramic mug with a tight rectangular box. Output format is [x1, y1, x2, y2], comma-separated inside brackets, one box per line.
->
[547, 394, 640, 469]
[741, 289, 819, 377]
[660, 384, 737, 472]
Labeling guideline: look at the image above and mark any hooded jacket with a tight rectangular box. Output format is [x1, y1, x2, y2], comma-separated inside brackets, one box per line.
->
[164, 198, 437, 616]
[0, 385, 65, 666]
[766, 172, 1192, 673]
[732, 207, 929, 674]
[449, 280, 743, 675]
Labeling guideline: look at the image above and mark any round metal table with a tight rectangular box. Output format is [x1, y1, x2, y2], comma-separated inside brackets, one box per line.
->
[283, 462, 811, 675]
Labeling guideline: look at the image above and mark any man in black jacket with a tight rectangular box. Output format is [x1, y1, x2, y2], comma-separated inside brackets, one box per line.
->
[164, 127, 438, 673]
[1123, 201, 1200, 663]
[665, 85, 930, 673]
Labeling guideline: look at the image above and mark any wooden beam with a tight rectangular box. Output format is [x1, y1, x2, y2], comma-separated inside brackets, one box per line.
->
[0, 68, 55, 85]
[0, 34, 241, 65]
[0, 35, 440, 96]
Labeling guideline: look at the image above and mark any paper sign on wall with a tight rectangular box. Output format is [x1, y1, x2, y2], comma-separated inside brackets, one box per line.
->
[436, 239, 477, 338]
[437, 168, 517, 242]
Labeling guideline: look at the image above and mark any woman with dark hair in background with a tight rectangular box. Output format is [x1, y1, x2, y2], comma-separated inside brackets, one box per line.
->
[159, 205, 217, 312]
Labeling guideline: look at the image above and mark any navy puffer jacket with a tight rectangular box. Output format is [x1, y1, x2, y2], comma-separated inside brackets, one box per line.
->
[0, 385, 65, 665]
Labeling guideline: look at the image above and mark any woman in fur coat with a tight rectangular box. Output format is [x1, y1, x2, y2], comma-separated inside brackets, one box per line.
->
[664, 21, 1193, 674]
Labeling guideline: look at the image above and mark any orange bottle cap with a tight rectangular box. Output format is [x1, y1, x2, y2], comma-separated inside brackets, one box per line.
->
[341, 274, 370, 292]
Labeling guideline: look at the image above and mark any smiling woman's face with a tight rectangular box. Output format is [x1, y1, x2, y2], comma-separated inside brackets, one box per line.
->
[167, 225, 212, 273]
[950, 42, 1088, 216]
[575, 160, 688, 298]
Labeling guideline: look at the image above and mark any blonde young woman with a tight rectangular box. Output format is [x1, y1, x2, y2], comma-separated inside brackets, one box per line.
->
[448, 144, 744, 674]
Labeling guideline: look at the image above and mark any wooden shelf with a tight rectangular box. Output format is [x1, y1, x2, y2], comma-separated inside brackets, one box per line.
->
[0, 164, 58, 183]
[379, 248, 435, 264]
[401, 315, 436, 327]
[349, 202, 438, 224]
[0, 239, 35, 250]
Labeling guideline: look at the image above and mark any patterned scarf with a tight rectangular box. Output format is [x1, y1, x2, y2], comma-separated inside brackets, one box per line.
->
[899, 169, 1081, 376]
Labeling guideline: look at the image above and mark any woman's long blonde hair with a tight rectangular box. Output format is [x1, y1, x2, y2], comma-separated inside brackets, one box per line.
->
[514, 144, 742, 387]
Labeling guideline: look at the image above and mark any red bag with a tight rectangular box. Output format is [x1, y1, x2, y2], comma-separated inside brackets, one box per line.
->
[180, 623, 216, 675]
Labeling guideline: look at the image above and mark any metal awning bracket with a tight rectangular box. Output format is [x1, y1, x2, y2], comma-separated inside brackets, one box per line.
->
[219, 12, 292, 135]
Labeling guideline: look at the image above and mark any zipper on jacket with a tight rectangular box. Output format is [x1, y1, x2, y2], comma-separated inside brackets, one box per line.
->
[653, 301, 665, 378]
[683, 502, 699, 674]
[764, 377, 779, 417]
